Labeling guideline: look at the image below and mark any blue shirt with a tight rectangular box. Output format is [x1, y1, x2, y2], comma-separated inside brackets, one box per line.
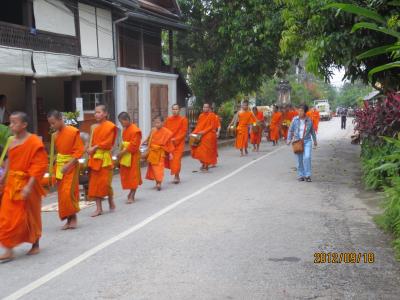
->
[287, 116, 317, 142]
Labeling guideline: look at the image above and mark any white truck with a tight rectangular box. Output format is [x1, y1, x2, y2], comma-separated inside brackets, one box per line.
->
[314, 99, 332, 121]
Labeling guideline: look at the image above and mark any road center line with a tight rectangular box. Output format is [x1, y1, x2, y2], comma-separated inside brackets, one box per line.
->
[4, 146, 284, 300]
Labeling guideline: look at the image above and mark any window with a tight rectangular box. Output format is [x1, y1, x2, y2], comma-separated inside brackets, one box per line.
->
[0, 0, 24, 26]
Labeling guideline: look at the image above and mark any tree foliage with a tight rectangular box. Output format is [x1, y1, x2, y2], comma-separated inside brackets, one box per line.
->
[175, 0, 285, 106]
[277, 0, 400, 90]
[334, 82, 372, 108]
[257, 74, 337, 107]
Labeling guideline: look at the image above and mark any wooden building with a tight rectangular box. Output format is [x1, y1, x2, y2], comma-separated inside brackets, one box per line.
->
[0, 0, 190, 140]
[113, 0, 190, 136]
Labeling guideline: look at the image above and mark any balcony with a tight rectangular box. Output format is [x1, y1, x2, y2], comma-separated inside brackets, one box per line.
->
[0, 21, 79, 55]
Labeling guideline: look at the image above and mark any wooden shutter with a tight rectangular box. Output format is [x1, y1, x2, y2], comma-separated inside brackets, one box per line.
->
[150, 84, 168, 122]
[126, 82, 139, 124]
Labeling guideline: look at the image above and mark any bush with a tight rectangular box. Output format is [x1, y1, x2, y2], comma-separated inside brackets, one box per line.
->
[217, 101, 235, 137]
[361, 139, 398, 190]
[354, 93, 400, 145]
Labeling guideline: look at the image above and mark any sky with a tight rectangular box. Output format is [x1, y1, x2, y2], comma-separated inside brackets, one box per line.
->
[330, 68, 347, 87]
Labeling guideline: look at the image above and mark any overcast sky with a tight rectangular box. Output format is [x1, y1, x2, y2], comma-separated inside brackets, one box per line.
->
[330, 68, 347, 87]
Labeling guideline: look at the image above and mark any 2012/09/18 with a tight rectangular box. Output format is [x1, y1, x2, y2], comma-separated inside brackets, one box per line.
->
[314, 252, 375, 264]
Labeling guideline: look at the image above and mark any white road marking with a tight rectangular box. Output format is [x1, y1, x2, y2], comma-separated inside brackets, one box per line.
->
[3, 146, 284, 300]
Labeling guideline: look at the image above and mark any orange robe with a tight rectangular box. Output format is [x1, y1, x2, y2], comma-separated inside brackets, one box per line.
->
[0, 135, 48, 248]
[281, 111, 296, 140]
[269, 112, 282, 142]
[191, 112, 218, 166]
[55, 126, 84, 220]
[164, 116, 188, 175]
[235, 111, 257, 149]
[120, 124, 142, 190]
[88, 120, 117, 198]
[250, 111, 264, 145]
[146, 127, 174, 183]
[214, 114, 221, 160]
[312, 110, 320, 133]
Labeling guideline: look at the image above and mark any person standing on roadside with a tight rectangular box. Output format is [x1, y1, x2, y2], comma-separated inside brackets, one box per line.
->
[339, 107, 348, 130]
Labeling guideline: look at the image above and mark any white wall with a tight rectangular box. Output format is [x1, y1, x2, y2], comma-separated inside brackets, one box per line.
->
[96, 8, 113, 59]
[79, 3, 98, 57]
[79, 3, 114, 59]
[34, 0, 76, 36]
[116, 68, 178, 137]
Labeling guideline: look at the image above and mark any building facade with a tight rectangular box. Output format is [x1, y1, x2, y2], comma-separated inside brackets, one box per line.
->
[1, 0, 190, 140]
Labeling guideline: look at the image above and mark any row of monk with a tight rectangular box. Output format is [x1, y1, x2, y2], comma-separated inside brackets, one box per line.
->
[230, 103, 320, 149]
[0, 102, 223, 261]
[0, 100, 317, 261]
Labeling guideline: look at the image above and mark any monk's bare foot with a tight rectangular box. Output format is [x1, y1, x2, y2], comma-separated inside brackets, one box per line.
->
[0, 249, 14, 261]
[245, 149, 249, 155]
[61, 222, 70, 230]
[174, 176, 180, 184]
[69, 216, 77, 229]
[156, 183, 162, 191]
[108, 198, 116, 212]
[27, 246, 40, 256]
[91, 210, 103, 217]
[126, 198, 135, 204]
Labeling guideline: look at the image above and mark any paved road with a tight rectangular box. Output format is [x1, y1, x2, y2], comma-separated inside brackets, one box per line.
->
[1, 118, 400, 299]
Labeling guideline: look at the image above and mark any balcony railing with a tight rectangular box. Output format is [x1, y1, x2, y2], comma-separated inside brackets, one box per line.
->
[0, 21, 79, 55]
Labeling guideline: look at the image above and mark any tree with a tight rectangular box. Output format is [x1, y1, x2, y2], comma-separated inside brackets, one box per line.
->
[334, 82, 372, 108]
[326, 2, 400, 91]
[277, 0, 400, 91]
[175, 0, 285, 106]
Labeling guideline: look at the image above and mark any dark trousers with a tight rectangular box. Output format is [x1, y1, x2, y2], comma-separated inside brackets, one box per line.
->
[341, 116, 347, 129]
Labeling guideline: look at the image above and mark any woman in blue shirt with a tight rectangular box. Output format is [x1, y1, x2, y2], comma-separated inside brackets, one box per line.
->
[287, 104, 318, 182]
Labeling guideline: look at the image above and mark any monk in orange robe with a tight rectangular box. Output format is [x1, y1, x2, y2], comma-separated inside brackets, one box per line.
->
[269, 105, 282, 146]
[235, 100, 257, 156]
[0, 112, 48, 260]
[87, 105, 117, 217]
[210, 108, 221, 168]
[144, 116, 174, 190]
[309, 107, 320, 133]
[250, 106, 265, 152]
[47, 110, 84, 230]
[117, 112, 142, 204]
[191, 103, 218, 171]
[164, 104, 188, 183]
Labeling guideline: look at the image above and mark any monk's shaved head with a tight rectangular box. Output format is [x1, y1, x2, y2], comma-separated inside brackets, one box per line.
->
[47, 110, 63, 120]
[172, 104, 180, 109]
[96, 104, 108, 113]
[10, 111, 29, 124]
[154, 115, 164, 122]
[118, 111, 131, 121]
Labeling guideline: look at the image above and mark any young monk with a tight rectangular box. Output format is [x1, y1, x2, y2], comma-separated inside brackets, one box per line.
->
[47, 110, 84, 229]
[117, 112, 142, 204]
[191, 103, 218, 171]
[250, 106, 265, 152]
[281, 105, 291, 141]
[210, 107, 221, 168]
[144, 116, 174, 191]
[164, 104, 188, 184]
[269, 105, 282, 146]
[0, 112, 48, 260]
[87, 105, 117, 217]
[235, 100, 257, 156]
